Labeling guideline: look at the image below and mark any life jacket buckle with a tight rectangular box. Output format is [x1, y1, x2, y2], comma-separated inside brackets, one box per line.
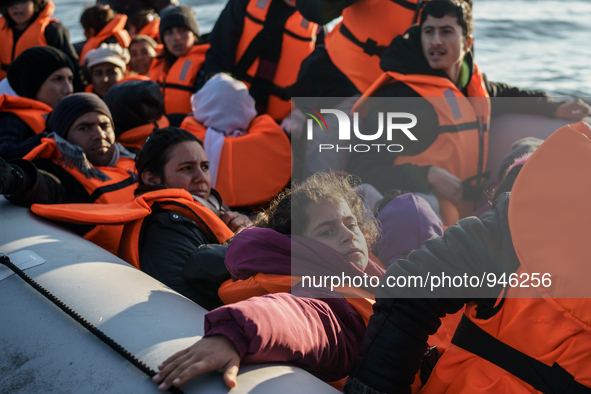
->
[363, 38, 385, 57]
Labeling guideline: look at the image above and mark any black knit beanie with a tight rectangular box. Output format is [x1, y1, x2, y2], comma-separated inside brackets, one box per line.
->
[103, 80, 164, 137]
[7, 46, 74, 100]
[46, 93, 113, 139]
[159, 5, 199, 40]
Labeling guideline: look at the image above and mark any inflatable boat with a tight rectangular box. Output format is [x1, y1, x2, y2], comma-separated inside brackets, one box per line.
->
[0, 196, 340, 394]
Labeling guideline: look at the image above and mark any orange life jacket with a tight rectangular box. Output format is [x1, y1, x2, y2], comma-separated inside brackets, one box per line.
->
[24, 138, 138, 254]
[147, 43, 209, 116]
[80, 14, 131, 64]
[0, 94, 51, 135]
[235, 0, 318, 121]
[359, 64, 491, 226]
[0, 1, 58, 80]
[116, 115, 169, 150]
[137, 18, 160, 43]
[31, 188, 234, 269]
[179, 114, 291, 207]
[423, 122, 591, 394]
[325, 0, 427, 93]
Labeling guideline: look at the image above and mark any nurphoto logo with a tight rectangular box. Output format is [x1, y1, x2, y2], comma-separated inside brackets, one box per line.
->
[304, 108, 418, 153]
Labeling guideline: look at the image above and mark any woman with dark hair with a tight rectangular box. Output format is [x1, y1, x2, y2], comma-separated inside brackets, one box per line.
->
[147, 5, 209, 125]
[124, 127, 251, 299]
[29, 126, 250, 303]
[0, 0, 79, 81]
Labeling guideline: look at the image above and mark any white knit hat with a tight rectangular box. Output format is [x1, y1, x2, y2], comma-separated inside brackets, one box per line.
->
[85, 43, 130, 71]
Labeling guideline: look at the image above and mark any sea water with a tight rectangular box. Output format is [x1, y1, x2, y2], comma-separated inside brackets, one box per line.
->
[52, 0, 591, 97]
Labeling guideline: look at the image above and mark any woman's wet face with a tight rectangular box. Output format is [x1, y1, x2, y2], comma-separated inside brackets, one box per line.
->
[161, 141, 211, 200]
[302, 199, 369, 271]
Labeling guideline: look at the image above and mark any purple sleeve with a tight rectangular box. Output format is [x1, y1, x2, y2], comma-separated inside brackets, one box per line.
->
[204, 292, 366, 382]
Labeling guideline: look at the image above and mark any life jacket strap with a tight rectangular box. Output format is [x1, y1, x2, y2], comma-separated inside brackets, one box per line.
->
[451, 314, 591, 394]
[339, 24, 387, 58]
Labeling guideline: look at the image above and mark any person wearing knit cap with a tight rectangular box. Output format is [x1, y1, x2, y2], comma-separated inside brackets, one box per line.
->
[0, 92, 137, 210]
[7, 46, 74, 107]
[147, 5, 208, 125]
[84, 43, 130, 98]
[103, 79, 168, 151]
[0, 46, 75, 160]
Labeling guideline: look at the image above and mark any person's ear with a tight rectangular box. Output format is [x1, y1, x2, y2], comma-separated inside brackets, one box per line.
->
[464, 35, 473, 53]
[84, 27, 96, 39]
[141, 170, 162, 186]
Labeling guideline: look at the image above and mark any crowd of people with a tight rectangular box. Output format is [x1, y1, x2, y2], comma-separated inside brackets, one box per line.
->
[1, 0, 590, 393]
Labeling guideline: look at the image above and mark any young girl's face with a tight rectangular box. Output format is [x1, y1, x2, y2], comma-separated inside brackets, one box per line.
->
[8, 1, 35, 26]
[302, 200, 369, 271]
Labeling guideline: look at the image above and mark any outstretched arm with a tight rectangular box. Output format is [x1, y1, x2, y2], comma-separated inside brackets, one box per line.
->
[153, 292, 366, 390]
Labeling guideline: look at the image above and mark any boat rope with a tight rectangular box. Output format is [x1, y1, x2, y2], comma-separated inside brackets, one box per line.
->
[0, 253, 187, 394]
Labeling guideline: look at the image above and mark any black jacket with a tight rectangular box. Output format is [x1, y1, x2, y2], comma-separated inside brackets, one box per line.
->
[344, 194, 520, 394]
[138, 198, 231, 310]
[347, 25, 564, 196]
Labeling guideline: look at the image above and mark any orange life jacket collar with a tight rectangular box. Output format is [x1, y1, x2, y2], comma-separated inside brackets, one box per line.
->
[0, 94, 52, 135]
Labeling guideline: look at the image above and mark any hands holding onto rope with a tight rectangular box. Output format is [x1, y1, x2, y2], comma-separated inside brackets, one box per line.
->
[153, 335, 241, 392]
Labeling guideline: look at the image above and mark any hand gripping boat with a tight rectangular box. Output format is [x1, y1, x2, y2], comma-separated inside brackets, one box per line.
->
[0, 196, 340, 394]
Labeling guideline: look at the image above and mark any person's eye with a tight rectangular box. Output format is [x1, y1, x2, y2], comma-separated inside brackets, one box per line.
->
[318, 229, 332, 237]
[201, 163, 209, 171]
[346, 222, 357, 230]
[179, 166, 191, 172]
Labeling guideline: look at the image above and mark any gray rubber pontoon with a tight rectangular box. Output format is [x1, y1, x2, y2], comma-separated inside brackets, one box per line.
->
[0, 197, 340, 394]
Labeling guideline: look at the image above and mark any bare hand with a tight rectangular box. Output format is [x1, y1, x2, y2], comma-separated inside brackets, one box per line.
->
[554, 98, 590, 120]
[152, 335, 241, 391]
[222, 211, 252, 233]
[428, 166, 463, 205]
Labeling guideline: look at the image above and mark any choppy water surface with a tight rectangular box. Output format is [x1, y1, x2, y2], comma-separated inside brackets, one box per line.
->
[53, 0, 591, 97]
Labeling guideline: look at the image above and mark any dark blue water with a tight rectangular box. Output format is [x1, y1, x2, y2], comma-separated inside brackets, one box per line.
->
[53, 0, 591, 97]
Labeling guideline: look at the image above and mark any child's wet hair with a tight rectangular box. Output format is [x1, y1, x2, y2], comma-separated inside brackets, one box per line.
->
[254, 172, 379, 248]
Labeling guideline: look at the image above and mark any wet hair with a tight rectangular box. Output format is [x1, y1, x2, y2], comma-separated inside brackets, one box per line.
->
[134, 127, 203, 194]
[80, 4, 116, 36]
[1, 0, 47, 25]
[420, 0, 473, 38]
[253, 172, 379, 248]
